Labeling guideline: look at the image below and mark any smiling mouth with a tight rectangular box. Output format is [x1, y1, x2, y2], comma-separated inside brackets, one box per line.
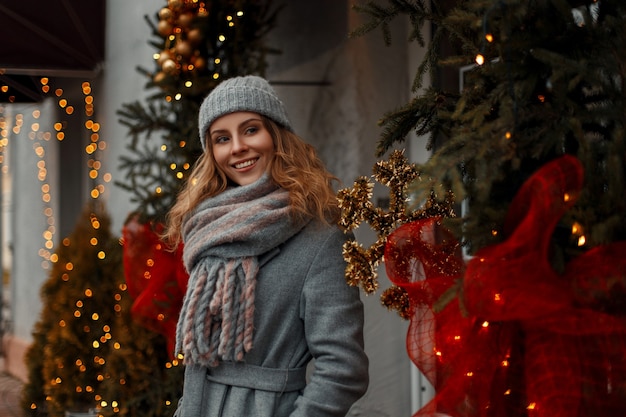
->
[233, 158, 258, 169]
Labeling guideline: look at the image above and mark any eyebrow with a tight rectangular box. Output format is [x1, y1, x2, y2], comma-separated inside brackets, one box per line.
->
[209, 117, 263, 136]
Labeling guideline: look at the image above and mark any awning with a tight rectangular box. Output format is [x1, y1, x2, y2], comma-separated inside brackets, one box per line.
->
[0, 0, 106, 102]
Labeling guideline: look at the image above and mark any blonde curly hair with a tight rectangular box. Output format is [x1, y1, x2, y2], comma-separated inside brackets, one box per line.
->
[162, 116, 339, 246]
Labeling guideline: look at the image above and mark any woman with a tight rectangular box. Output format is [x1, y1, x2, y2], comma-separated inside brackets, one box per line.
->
[164, 75, 369, 417]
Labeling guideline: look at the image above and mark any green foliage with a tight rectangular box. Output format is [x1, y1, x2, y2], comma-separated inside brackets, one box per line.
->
[21, 203, 183, 417]
[21, 203, 124, 416]
[98, 292, 183, 417]
[116, 0, 281, 223]
[353, 0, 626, 261]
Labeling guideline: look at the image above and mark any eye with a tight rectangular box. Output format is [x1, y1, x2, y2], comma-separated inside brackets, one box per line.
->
[213, 135, 229, 144]
[244, 125, 259, 135]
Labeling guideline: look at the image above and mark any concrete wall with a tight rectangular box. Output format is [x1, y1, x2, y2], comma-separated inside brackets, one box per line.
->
[6, 1, 431, 415]
[265, 3, 416, 415]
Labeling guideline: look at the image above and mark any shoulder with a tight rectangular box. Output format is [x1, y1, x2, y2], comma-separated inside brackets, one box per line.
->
[271, 220, 350, 267]
[293, 220, 352, 250]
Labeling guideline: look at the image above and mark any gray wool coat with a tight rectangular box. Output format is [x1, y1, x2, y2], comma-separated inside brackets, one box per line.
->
[174, 220, 369, 417]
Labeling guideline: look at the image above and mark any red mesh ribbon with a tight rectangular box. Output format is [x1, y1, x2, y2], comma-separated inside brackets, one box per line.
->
[385, 155, 626, 417]
[122, 216, 188, 358]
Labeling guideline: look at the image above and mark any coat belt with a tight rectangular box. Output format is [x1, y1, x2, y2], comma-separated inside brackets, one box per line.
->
[206, 362, 307, 393]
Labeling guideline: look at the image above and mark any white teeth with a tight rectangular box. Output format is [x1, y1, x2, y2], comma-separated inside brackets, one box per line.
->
[234, 159, 256, 169]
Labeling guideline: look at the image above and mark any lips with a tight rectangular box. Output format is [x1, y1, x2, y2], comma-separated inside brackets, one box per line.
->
[233, 158, 258, 169]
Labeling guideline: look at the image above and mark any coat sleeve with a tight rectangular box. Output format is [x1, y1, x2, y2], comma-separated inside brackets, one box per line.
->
[291, 227, 369, 417]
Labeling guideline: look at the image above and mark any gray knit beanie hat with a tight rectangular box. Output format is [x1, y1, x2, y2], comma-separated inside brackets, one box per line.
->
[198, 75, 293, 150]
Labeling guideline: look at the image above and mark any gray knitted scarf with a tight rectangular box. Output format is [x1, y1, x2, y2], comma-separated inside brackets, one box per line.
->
[175, 175, 304, 367]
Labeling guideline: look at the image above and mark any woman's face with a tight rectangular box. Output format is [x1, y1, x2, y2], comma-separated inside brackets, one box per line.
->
[208, 111, 275, 186]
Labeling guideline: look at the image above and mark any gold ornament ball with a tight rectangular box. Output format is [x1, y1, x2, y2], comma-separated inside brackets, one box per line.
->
[168, 0, 182, 10]
[187, 28, 203, 46]
[158, 7, 173, 21]
[162, 59, 177, 74]
[175, 40, 193, 58]
[157, 20, 173, 37]
[178, 12, 194, 28]
[157, 49, 172, 65]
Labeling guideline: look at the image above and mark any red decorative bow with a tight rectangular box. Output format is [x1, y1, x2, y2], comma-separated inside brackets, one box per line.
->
[385, 155, 626, 417]
[122, 216, 188, 358]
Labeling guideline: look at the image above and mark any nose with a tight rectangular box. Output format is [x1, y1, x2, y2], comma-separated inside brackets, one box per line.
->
[231, 135, 248, 154]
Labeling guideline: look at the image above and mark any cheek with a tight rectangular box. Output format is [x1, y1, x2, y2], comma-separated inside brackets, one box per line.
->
[211, 147, 228, 168]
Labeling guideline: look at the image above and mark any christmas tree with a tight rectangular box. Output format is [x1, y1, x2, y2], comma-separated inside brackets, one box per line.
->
[115, 0, 280, 407]
[21, 203, 184, 417]
[116, 0, 280, 371]
[342, 1, 626, 416]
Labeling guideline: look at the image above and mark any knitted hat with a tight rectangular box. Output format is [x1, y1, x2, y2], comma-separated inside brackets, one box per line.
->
[198, 75, 293, 150]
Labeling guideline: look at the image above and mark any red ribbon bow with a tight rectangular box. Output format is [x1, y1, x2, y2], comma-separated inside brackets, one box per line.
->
[122, 216, 188, 358]
[385, 155, 626, 417]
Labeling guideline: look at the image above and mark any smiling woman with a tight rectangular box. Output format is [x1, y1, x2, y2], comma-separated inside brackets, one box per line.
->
[161, 75, 369, 417]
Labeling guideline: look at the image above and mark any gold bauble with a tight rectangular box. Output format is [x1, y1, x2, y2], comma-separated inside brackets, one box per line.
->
[187, 28, 203, 46]
[158, 7, 173, 21]
[162, 59, 177, 74]
[157, 20, 173, 37]
[178, 12, 194, 28]
[168, 0, 182, 10]
[175, 40, 193, 58]
[157, 49, 172, 65]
